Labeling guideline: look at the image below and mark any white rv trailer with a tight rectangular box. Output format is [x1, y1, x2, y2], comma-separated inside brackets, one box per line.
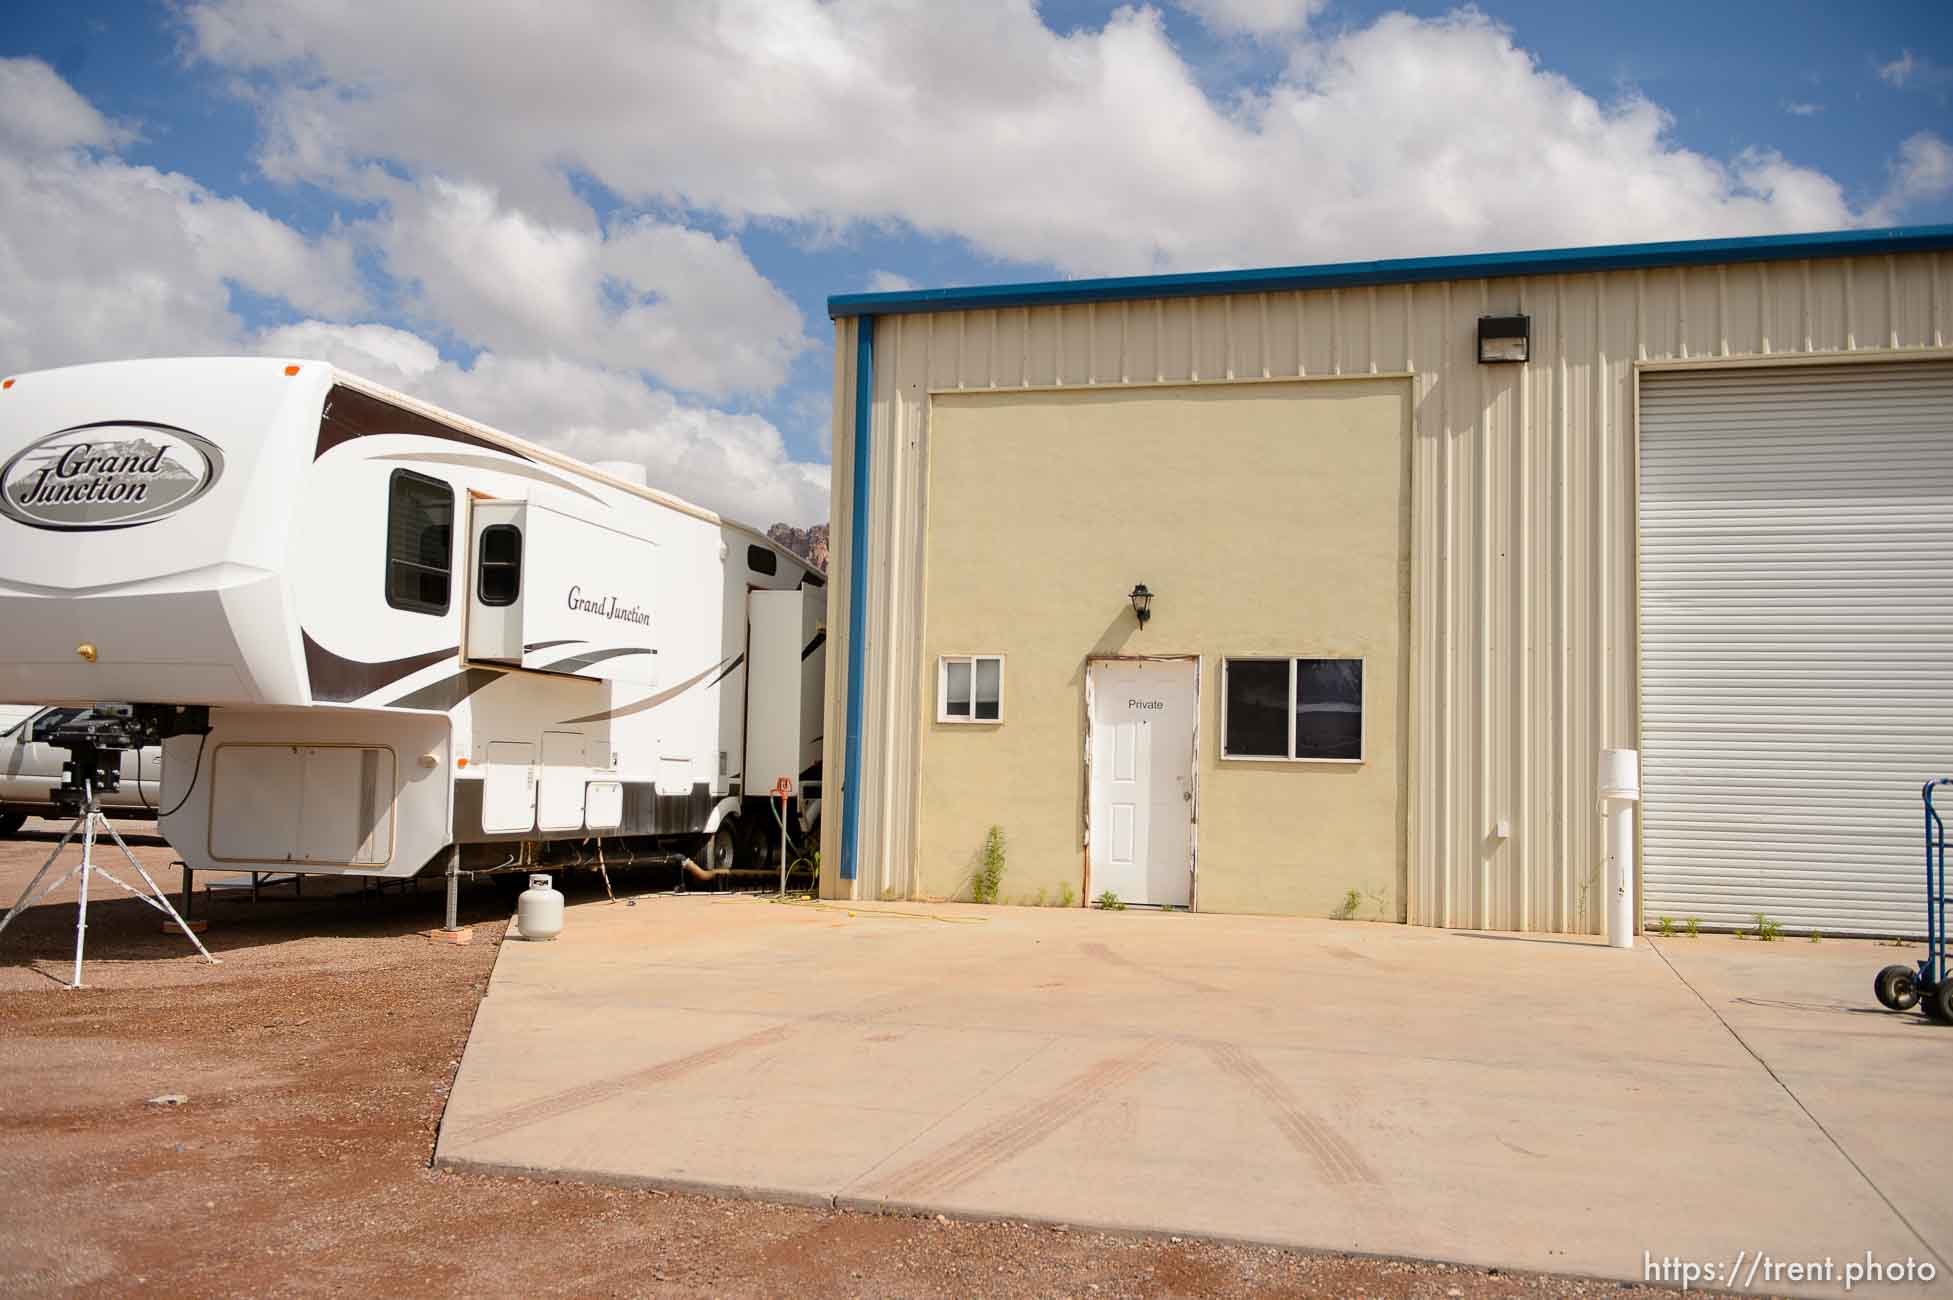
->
[0, 357, 826, 891]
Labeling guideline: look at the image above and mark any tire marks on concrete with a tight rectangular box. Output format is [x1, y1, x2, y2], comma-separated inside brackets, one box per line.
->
[449, 1022, 793, 1145]
[1205, 1042, 1376, 1185]
[873, 1039, 1168, 1201]
[1080, 941, 1222, 993]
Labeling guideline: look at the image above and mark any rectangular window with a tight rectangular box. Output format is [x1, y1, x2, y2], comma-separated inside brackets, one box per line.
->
[747, 544, 778, 577]
[477, 523, 522, 607]
[938, 655, 1004, 723]
[385, 469, 453, 615]
[1222, 657, 1363, 762]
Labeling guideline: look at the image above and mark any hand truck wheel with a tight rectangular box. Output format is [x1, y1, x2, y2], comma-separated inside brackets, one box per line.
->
[1925, 981, 1953, 1025]
[1875, 964, 1920, 1011]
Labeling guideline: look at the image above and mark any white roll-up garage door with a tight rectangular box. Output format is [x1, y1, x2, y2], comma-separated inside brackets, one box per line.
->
[1640, 361, 1953, 937]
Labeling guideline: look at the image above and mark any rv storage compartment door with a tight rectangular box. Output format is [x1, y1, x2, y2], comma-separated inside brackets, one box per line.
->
[746, 588, 825, 795]
[537, 730, 587, 832]
[467, 501, 527, 663]
[209, 743, 395, 866]
[482, 740, 536, 834]
[586, 780, 623, 831]
[518, 502, 661, 686]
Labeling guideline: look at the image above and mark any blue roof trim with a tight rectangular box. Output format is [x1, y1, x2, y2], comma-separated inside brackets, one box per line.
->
[827, 225, 1953, 319]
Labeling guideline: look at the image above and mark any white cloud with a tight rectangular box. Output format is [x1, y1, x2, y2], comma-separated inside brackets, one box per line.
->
[186, 2, 1946, 281]
[1883, 132, 1953, 211]
[258, 321, 829, 526]
[256, 319, 442, 379]
[1879, 49, 1952, 96]
[363, 177, 809, 400]
[0, 57, 361, 374]
[0, 60, 830, 526]
[1175, 0, 1326, 39]
[864, 269, 918, 292]
[1783, 101, 1821, 117]
[0, 57, 133, 155]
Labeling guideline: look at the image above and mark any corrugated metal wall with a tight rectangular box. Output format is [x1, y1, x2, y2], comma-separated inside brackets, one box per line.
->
[825, 251, 1953, 929]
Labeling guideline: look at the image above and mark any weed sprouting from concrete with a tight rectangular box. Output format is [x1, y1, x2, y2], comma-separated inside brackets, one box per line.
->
[1096, 890, 1125, 911]
[972, 825, 1006, 904]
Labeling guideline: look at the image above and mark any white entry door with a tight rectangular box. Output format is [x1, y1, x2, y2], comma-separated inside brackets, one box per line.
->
[1088, 658, 1197, 908]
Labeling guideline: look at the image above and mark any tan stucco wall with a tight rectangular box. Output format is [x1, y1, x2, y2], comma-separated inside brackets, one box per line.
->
[917, 379, 1409, 916]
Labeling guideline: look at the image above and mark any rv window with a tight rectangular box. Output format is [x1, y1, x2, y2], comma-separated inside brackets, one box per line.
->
[1221, 656, 1364, 762]
[747, 544, 778, 577]
[385, 470, 453, 615]
[938, 655, 1004, 724]
[477, 524, 523, 606]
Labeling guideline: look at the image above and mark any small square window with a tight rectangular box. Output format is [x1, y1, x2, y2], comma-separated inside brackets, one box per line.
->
[477, 523, 523, 607]
[1222, 656, 1363, 762]
[938, 655, 1004, 724]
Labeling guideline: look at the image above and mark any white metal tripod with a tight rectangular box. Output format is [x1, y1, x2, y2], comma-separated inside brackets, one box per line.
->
[0, 780, 219, 988]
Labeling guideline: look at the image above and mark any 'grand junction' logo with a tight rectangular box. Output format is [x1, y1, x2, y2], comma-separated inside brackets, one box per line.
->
[0, 422, 224, 530]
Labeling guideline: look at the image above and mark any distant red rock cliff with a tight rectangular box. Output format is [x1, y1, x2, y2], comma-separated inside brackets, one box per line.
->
[766, 522, 829, 573]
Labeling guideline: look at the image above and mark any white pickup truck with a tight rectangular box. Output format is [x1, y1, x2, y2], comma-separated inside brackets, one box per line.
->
[0, 705, 161, 835]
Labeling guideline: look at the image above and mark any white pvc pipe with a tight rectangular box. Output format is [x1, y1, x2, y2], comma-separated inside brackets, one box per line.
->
[1599, 748, 1639, 950]
[1605, 799, 1635, 949]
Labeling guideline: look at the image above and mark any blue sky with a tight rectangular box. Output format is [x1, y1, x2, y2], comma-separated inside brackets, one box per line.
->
[1, 1, 1948, 525]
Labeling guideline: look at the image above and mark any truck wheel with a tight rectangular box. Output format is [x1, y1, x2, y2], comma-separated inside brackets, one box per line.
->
[1875, 964, 1920, 1011]
[0, 811, 25, 838]
[701, 823, 737, 873]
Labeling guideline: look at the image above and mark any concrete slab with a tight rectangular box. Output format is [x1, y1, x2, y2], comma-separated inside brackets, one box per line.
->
[1649, 934, 1953, 1279]
[437, 898, 1952, 1296]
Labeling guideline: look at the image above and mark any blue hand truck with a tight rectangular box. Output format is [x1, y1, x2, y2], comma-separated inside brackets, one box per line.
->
[1874, 779, 1953, 1023]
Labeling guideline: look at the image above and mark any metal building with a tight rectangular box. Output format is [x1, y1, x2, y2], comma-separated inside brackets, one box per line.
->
[818, 226, 1953, 935]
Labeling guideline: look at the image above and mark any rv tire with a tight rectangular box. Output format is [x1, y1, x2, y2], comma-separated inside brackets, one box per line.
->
[700, 823, 737, 874]
[0, 811, 25, 838]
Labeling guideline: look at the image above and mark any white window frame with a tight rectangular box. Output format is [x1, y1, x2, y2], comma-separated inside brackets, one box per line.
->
[937, 654, 1005, 724]
[1219, 655, 1365, 764]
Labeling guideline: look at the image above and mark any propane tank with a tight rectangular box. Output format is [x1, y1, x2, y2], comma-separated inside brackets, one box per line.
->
[516, 874, 564, 941]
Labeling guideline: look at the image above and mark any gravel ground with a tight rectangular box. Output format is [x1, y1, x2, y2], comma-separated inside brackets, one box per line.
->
[0, 819, 1719, 1298]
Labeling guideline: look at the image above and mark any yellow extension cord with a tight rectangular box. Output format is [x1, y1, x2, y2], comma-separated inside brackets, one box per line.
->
[763, 896, 991, 924]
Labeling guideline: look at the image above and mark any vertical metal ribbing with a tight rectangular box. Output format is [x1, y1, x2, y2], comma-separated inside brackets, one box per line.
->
[1223, 296, 1235, 380]
[1438, 279, 1454, 926]
[1476, 280, 1492, 929]
[1367, 285, 1379, 374]
[1515, 279, 1533, 932]
[1330, 290, 1342, 374]
[1844, 258, 1856, 350]
[1887, 256, 1900, 350]
[839, 315, 875, 886]
[1120, 301, 1131, 384]
[1765, 261, 1781, 355]
[1716, 265, 1729, 356]
[1295, 292, 1306, 377]
[1676, 267, 1688, 360]
[1259, 293, 1271, 379]
[1801, 259, 1813, 352]
[1934, 252, 1945, 350]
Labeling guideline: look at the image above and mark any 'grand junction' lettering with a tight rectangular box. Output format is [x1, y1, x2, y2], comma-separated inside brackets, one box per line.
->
[567, 585, 652, 627]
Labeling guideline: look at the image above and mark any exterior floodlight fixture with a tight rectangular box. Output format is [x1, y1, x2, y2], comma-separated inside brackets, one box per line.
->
[1477, 315, 1531, 363]
[1129, 583, 1154, 628]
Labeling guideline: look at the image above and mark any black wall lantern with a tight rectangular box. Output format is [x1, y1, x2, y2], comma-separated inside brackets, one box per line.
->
[1129, 583, 1154, 628]
[1477, 314, 1531, 364]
